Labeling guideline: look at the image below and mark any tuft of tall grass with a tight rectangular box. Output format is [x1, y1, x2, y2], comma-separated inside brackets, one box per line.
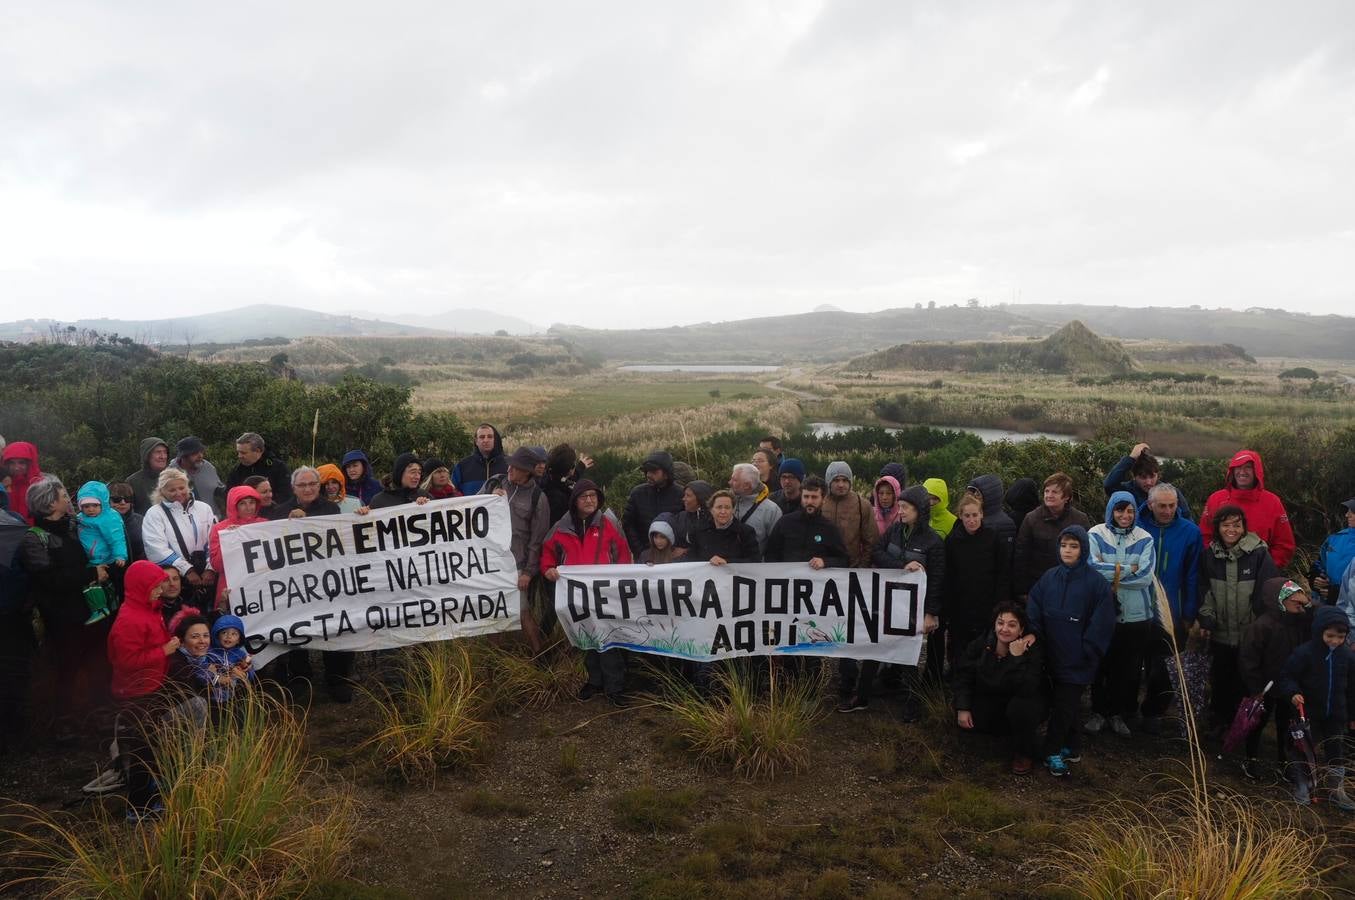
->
[2, 691, 355, 898]
[475, 639, 585, 712]
[646, 660, 827, 780]
[361, 640, 488, 782]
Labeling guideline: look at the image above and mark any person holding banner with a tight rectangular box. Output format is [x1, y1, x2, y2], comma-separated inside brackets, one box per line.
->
[208, 485, 267, 609]
[503, 448, 551, 653]
[952, 602, 1047, 775]
[541, 479, 633, 703]
[689, 490, 761, 565]
[369, 453, 431, 510]
[273, 466, 341, 519]
[841, 484, 942, 716]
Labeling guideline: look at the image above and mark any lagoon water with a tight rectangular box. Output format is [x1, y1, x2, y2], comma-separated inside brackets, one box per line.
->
[808, 421, 1077, 444]
[618, 364, 781, 373]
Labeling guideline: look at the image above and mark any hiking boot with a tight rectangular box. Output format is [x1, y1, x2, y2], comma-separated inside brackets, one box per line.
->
[898, 699, 922, 724]
[836, 696, 868, 714]
[1011, 756, 1033, 776]
[1083, 713, 1106, 734]
[1328, 768, 1355, 813]
[606, 692, 629, 709]
[576, 684, 600, 701]
[84, 608, 110, 625]
[1059, 747, 1082, 764]
[1110, 715, 1132, 738]
[1046, 754, 1070, 777]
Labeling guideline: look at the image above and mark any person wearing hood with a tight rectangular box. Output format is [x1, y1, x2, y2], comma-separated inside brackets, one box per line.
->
[879, 462, 908, 487]
[168, 436, 226, 517]
[317, 463, 362, 513]
[3, 441, 43, 523]
[1312, 498, 1355, 604]
[642, 516, 680, 565]
[771, 458, 805, 514]
[967, 474, 1017, 563]
[1013, 473, 1091, 602]
[1238, 579, 1316, 779]
[1276, 605, 1354, 809]
[23, 475, 111, 724]
[125, 437, 170, 515]
[1102, 442, 1191, 518]
[106, 560, 175, 818]
[943, 493, 1011, 671]
[1084, 492, 1157, 739]
[873, 475, 901, 538]
[107, 482, 145, 562]
[1003, 478, 1040, 531]
[270, 466, 343, 519]
[673, 480, 715, 553]
[542, 443, 592, 525]
[1135, 482, 1202, 733]
[1026, 525, 1116, 777]
[622, 450, 686, 557]
[208, 485, 267, 608]
[924, 478, 956, 538]
[840, 484, 942, 715]
[542, 480, 633, 703]
[1198, 450, 1295, 569]
[451, 423, 507, 496]
[74, 481, 128, 591]
[420, 457, 462, 501]
[340, 450, 384, 504]
[729, 462, 784, 554]
[822, 461, 875, 568]
[369, 454, 431, 510]
[1197, 503, 1282, 732]
[226, 432, 293, 505]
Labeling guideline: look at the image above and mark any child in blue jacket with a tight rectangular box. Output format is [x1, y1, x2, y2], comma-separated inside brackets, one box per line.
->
[209, 614, 255, 703]
[1086, 492, 1156, 738]
[1277, 606, 1354, 810]
[75, 481, 128, 622]
[1027, 525, 1116, 777]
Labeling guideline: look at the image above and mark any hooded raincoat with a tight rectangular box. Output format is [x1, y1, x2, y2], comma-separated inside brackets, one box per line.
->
[1, 442, 42, 522]
[107, 561, 171, 700]
[75, 481, 128, 565]
[1026, 525, 1116, 685]
[1087, 492, 1157, 624]
[1198, 450, 1295, 569]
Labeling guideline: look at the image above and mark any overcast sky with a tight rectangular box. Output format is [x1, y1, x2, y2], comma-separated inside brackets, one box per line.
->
[2, 1, 1353, 330]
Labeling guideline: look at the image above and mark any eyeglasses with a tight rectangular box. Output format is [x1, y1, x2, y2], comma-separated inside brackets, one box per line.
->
[294, 481, 320, 488]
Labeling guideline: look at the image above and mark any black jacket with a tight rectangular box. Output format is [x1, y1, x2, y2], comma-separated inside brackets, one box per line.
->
[120, 510, 146, 563]
[1013, 503, 1091, 597]
[969, 474, 1017, 551]
[763, 510, 848, 566]
[1276, 606, 1355, 726]
[952, 630, 1046, 711]
[20, 516, 93, 629]
[943, 522, 1011, 632]
[1239, 604, 1315, 697]
[688, 519, 761, 563]
[872, 486, 946, 616]
[622, 451, 684, 556]
[268, 497, 341, 519]
[226, 457, 294, 503]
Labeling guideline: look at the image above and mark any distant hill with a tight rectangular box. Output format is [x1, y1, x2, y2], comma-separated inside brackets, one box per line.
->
[0, 304, 445, 344]
[550, 303, 1355, 362]
[348, 308, 542, 335]
[847, 321, 1138, 375]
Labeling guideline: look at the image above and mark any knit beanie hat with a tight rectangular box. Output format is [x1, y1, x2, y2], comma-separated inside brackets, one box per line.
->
[825, 461, 853, 484]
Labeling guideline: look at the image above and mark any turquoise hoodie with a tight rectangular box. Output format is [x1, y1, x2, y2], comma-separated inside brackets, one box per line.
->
[1087, 490, 1157, 624]
[75, 480, 128, 565]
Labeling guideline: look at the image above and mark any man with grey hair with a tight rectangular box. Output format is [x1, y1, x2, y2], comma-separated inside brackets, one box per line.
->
[729, 462, 782, 552]
[821, 461, 876, 568]
[226, 431, 292, 504]
[1130, 480, 1202, 735]
[267, 466, 340, 520]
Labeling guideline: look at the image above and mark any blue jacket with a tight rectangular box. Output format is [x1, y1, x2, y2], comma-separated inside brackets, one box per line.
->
[1317, 526, 1355, 604]
[1088, 492, 1157, 624]
[1277, 606, 1354, 726]
[1102, 456, 1191, 518]
[1026, 525, 1116, 685]
[1136, 499, 1202, 627]
[340, 450, 384, 504]
[75, 481, 129, 565]
[1338, 556, 1355, 634]
[451, 426, 506, 497]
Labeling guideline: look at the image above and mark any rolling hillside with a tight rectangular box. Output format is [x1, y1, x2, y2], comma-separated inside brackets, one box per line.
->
[846, 320, 1138, 375]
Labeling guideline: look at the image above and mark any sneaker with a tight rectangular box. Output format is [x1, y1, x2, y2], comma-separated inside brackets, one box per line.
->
[84, 609, 109, 625]
[1059, 747, 1082, 764]
[1046, 754, 1070, 777]
[836, 696, 868, 714]
[1293, 784, 1312, 806]
[1011, 756, 1033, 776]
[576, 684, 599, 701]
[1110, 715, 1132, 738]
[1330, 789, 1355, 813]
[1083, 713, 1106, 734]
[606, 692, 629, 708]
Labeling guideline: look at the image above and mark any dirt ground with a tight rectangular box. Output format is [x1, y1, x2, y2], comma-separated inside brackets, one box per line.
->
[3, 655, 1354, 899]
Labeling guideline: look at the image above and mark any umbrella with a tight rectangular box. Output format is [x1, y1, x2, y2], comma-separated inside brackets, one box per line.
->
[1288, 700, 1318, 802]
[1221, 681, 1272, 754]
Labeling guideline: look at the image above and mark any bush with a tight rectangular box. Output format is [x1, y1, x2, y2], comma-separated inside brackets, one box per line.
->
[2, 691, 355, 898]
[1278, 366, 1319, 380]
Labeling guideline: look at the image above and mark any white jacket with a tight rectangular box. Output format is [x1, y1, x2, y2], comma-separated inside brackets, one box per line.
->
[142, 499, 217, 575]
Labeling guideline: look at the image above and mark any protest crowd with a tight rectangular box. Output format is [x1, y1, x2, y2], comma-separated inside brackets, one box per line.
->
[1, 427, 1353, 824]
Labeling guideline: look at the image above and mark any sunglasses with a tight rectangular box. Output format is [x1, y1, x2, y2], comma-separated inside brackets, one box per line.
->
[110, 496, 132, 504]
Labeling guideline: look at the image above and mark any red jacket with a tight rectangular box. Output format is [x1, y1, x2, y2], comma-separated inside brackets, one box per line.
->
[540, 510, 633, 571]
[209, 485, 267, 607]
[1198, 450, 1295, 570]
[108, 560, 171, 700]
